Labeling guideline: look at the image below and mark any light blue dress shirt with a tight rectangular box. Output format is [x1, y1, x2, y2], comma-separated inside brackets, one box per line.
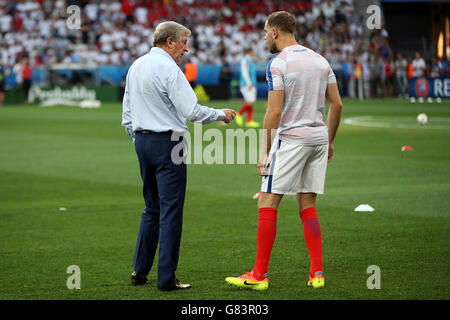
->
[122, 47, 225, 135]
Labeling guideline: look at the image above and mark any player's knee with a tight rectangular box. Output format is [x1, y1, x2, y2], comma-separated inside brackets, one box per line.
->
[297, 193, 316, 210]
[258, 192, 282, 209]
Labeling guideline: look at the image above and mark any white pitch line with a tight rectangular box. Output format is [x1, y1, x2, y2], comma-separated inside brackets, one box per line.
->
[343, 116, 450, 130]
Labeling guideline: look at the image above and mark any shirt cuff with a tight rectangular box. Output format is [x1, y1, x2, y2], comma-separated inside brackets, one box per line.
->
[217, 109, 226, 121]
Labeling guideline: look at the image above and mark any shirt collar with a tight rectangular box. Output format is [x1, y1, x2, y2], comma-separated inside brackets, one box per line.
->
[283, 44, 304, 52]
[151, 47, 175, 62]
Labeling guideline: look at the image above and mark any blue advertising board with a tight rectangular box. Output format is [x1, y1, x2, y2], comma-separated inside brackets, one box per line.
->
[409, 77, 450, 98]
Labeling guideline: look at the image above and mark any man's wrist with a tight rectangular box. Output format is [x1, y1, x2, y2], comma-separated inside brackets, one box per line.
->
[217, 109, 226, 121]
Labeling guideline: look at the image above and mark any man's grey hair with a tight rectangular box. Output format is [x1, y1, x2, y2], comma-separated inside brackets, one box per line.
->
[153, 21, 191, 46]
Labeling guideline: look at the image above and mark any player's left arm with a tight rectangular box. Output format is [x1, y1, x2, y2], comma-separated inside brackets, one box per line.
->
[258, 89, 284, 176]
[324, 62, 343, 162]
[325, 82, 343, 162]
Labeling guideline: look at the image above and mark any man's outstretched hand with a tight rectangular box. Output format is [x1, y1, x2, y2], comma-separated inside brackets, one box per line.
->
[222, 109, 236, 123]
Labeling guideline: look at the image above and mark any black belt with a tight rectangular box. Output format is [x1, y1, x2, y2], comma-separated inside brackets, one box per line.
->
[135, 130, 173, 135]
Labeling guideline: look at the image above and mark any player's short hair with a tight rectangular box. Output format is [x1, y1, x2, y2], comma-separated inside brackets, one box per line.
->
[244, 47, 253, 54]
[153, 21, 191, 46]
[266, 11, 296, 34]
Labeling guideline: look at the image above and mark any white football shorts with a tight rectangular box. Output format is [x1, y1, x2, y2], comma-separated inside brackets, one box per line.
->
[261, 139, 329, 195]
[240, 86, 257, 103]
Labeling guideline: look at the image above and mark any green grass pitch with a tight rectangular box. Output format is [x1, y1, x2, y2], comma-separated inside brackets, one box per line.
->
[0, 98, 449, 300]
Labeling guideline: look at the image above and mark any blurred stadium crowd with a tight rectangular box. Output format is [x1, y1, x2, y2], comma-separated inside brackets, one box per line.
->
[0, 0, 449, 100]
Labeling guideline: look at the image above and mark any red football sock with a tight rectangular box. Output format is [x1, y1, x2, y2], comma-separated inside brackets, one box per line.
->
[246, 106, 253, 122]
[299, 207, 323, 278]
[252, 207, 277, 281]
[237, 103, 248, 115]
[238, 103, 254, 122]
[238, 103, 250, 115]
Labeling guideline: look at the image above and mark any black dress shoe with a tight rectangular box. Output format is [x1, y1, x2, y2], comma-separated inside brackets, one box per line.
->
[157, 279, 191, 291]
[131, 271, 148, 286]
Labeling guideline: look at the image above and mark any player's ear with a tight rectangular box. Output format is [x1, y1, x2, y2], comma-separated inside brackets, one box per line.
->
[273, 27, 279, 39]
[166, 37, 174, 48]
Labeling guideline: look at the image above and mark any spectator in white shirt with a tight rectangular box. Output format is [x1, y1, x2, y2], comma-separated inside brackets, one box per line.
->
[412, 51, 426, 78]
[0, 8, 12, 35]
[13, 58, 23, 85]
[136, 38, 151, 57]
[39, 16, 52, 39]
[85, 0, 99, 21]
[321, 0, 336, 19]
[134, 6, 148, 25]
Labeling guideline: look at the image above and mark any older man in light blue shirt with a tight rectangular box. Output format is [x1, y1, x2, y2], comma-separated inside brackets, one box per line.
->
[122, 21, 235, 291]
[122, 46, 231, 135]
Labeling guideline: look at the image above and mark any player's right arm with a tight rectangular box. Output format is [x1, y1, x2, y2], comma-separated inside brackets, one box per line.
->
[121, 66, 134, 142]
[325, 82, 343, 162]
[258, 90, 283, 176]
[258, 55, 286, 176]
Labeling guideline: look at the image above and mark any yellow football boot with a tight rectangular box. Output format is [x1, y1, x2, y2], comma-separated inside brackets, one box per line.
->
[225, 271, 268, 291]
[246, 120, 260, 128]
[235, 114, 243, 127]
[307, 271, 325, 288]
